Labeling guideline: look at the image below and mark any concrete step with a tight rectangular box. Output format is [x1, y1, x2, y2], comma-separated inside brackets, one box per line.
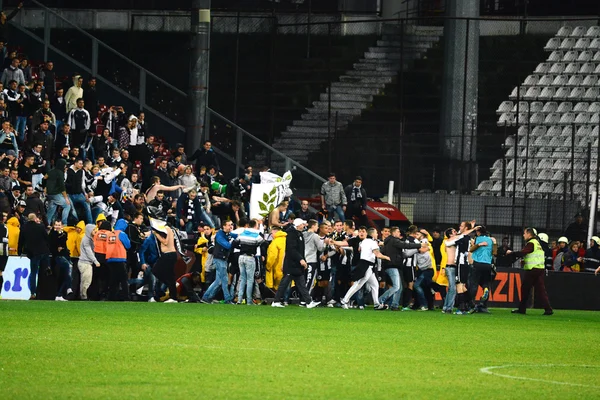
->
[339, 75, 393, 84]
[311, 100, 369, 109]
[270, 148, 310, 159]
[319, 92, 373, 102]
[345, 69, 397, 78]
[353, 62, 409, 72]
[293, 119, 349, 127]
[370, 44, 432, 53]
[306, 107, 363, 116]
[301, 111, 359, 120]
[377, 39, 439, 47]
[382, 24, 443, 35]
[286, 125, 332, 134]
[365, 51, 417, 61]
[331, 80, 387, 89]
[327, 85, 382, 95]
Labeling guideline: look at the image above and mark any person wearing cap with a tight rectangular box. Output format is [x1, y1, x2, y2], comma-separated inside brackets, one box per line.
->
[14, 199, 27, 227]
[8, 184, 20, 211]
[537, 233, 553, 270]
[507, 227, 553, 315]
[553, 236, 569, 271]
[584, 236, 600, 273]
[272, 218, 320, 308]
[564, 213, 587, 247]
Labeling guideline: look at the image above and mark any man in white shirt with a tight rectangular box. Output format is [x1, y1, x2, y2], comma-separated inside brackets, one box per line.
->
[334, 227, 391, 309]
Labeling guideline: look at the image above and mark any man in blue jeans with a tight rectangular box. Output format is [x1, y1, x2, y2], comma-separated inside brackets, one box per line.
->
[45, 158, 72, 225]
[376, 227, 423, 310]
[320, 173, 347, 222]
[235, 219, 264, 305]
[66, 158, 93, 224]
[201, 220, 238, 304]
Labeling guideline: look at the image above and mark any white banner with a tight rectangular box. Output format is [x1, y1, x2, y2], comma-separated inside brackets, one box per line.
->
[1, 257, 32, 300]
[250, 171, 293, 220]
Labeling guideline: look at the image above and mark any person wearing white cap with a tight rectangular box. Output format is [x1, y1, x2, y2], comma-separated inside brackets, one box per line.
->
[272, 218, 320, 308]
[584, 236, 600, 273]
[537, 233, 553, 270]
[553, 236, 568, 271]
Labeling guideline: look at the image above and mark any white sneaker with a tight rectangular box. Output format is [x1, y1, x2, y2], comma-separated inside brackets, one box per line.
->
[419, 306, 428, 311]
[55, 296, 67, 302]
[164, 299, 177, 303]
[137, 271, 144, 280]
[307, 300, 321, 309]
[340, 299, 349, 309]
[135, 286, 144, 296]
[327, 299, 336, 306]
[148, 297, 156, 303]
[271, 302, 285, 308]
[283, 302, 289, 306]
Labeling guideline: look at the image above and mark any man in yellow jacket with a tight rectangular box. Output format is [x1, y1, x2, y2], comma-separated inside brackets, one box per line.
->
[6, 216, 20, 256]
[265, 226, 286, 290]
[64, 221, 86, 296]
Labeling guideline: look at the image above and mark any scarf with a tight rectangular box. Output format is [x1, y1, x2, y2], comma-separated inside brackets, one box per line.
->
[351, 185, 362, 202]
[186, 198, 195, 221]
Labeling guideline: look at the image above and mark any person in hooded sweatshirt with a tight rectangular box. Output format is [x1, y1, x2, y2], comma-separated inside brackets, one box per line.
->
[265, 225, 286, 291]
[65, 75, 83, 114]
[18, 213, 50, 299]
[302, 219, 325, 303]
[45, 158, 71, 226]
[78, 224, 100, 300]
[235, 219, 264, 305]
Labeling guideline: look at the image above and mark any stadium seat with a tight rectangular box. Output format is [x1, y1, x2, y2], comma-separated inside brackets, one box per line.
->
[529, 101, 543, 113]
[536, 147, 553, 158]
[573, 102, 588, 112]
[549, 63, 565, 74]
[523, 74, 539, 87]
[565, 75, 581, 86]
[526, 182, 539, 193]
[537, 170, 553, 181]
[559, 38, 576, 50]
[591, 38, 600, 51]
[511, 101, 529, 112]
[574, 38, 591, 51]
[476, 180, 493, 191]
[538, 159, 553, 169]
[557, 102, 573, 112]
[585, 26, 600, 37]
[565, 62, 580, 73]
[548, 87, 571, 100]
[491, 181, 503, 192]
[583, 75, 598, 86]
[570, 26, 587, 37]
[594, 64, 600, 74]
[539, 182, 555, 192]
[509, 86, 527, 100]
[517, 112, 529, 125]
[591, 113, 600, 124]
[518, 135, 529, 146]
[577, 50, 593, 62]
[577, 125, 592, 137]
[534, 63, 551, 74]
[538, 74, 555, 86]
[544, 112, 561, 124]
[589, 102, 600, 112]
[542, 101, 558, 113]
[557, 26, 573, 37]
[549, 135, 563, 146]
[562, 50, 579, 62]
[583, 87, 600, 100]
[547, 50, 564, 61]
[561, 125, 574, 137]
[497, 112, 515, 126]
[593, 126, 600, 137]
[530, 112, 545, 124]
[532, 126, 547, 136]
[568, 87, 586, 100]
[575, 112, 590, 124]
[496, 100, 513, 114]
[546, 125, 561, 137]
[490, 168, 503, 179]
[579, 62, 596, 74]
[594, 51, 600, 62]
[544, 38, 561, 51]
[526, 86, 543, 100]
[553, 182, 566, 194]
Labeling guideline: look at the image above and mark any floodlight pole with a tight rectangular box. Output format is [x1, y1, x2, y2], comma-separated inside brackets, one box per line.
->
[188, 0, 211, 152]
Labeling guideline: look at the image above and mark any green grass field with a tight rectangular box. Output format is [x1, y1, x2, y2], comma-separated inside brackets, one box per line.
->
[1, 302, 599, 399]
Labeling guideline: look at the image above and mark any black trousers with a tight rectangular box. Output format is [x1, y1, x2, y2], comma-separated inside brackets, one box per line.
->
[107, 261, 129, 301]
[469, 262, 492, 307]
[345, 205, 368, 227]
[180, 276, 201, 302]
[518, 268, 552, 312]
[152, 252, 178, 300]
[274, 272, 311, 304]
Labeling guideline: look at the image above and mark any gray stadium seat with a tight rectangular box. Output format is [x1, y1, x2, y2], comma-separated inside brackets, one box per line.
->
[549, 63, 565, 74]
[582, 75, 598, 87]
[565, 62, 580, 73]
[557, 26, 573, 37]
[574, 38, 591, 51]
[570, 26, 587, 37]
[539, 182, 555, 193]
[497, 112, 515, 126]
[593, 51, 600, 62]
[589, 102, 600, 113]
[586, 26, 600, 37]
[509, 86, 527, 100]
[577, 50, 593, 62]
[538, 74, 555, 86]
[534, 63, 551, 74]
[584, 87, 600, 100]
[562, 51, 578, 62]
[548, 50, 564, 62]
[544, 38, 561, 51]
[578, 62, 596, 74]
[568, 87, 586, 100]
[566, 75, 582, 86]
[591, 38, 600, 51]
[523, 74, 539, 87]
[511, 101, 529, 112]
[575, 112, 590, 124]
[573, 102, 588, 112]
[543, 101, 558, 113]
[530, 112, 545, 124]
[576, 125, 592, 137]
[526, 86, 543, 100]
[559, 38, 576, 50]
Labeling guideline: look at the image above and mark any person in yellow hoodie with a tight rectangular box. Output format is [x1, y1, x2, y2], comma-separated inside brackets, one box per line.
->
[193, 224, 211, 282]
[6, 216, 20, 256]
[265, 226, 286, 290]
[64, 221, 86, 296]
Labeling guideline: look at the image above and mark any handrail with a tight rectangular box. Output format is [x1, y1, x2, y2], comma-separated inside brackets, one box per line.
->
[29, 0, 187, 97]
[9, 20, 186, 133]
[206, 107, 326, 184]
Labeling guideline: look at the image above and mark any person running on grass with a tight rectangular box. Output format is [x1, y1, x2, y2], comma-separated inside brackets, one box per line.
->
[333, 227, 391, 310]
[152, 222, 179, 303]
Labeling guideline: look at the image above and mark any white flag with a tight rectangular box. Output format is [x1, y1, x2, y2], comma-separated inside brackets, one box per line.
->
[250, 171, 293, 220]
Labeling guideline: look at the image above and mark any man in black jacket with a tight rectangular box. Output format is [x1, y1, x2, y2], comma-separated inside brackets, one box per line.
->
[139, 135, 156, 191]
[188, 141, 219, 176]
[376, 226, 423, 311]
[18, 213, 50, 299]
[66, 159, 92, 224]
[344, 176, 368, 227]
[272, 218, 319, 308]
